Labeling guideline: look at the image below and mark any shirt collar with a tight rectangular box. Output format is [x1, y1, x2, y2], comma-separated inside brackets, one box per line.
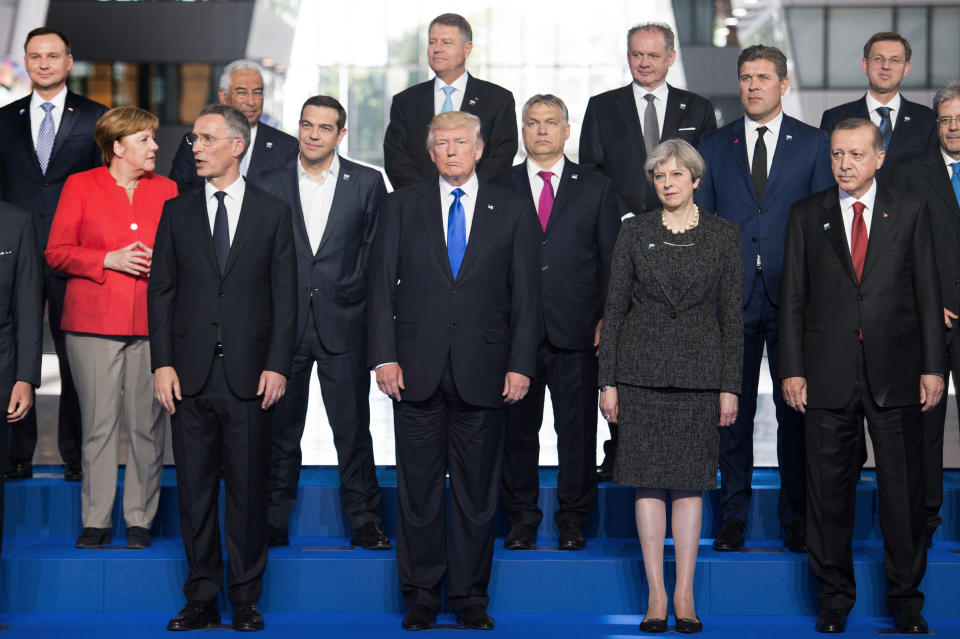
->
[435, 71, 469, 95]
[745, 110, 783, 138]
[439, 171, 479, 201]
[865, 91, 901, 116]
[205, 174, 245, 203]
[526, 156, 565, 182]
[298, 153, 340, 184]
[839, 179, 878, 212]
[941, 148, 959, 170]
[30, 85, 67, 111]
[632, 81, 669, 105]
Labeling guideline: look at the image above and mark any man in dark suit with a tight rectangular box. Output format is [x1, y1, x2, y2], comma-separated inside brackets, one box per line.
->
[579, 22, 716, 480]
[0, 26, 106, 482]
[490, 94, 619, 551]
[890, 81, 960, 549]
[0, 202, 43, 565]
[696, 44, 834, 554]
[383, 13, 517, 190]
[259, 96, 389, 550]
[820, 32, 937, 183]
[368, 111, 539, 631]
[781, 118, 943, 635]
[149, 104, 296, 632]
[169, 59, 298, 193]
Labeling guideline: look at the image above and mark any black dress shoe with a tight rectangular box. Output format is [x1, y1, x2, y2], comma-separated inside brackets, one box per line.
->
[456, 605, 494, 630]
[232, 601, 264, 631]
[267, 524, 289, 548]
[712, 518, 745, 551]
[401, 604, 436, 631]
[167, 600, 220, 631]
[638, 617, 668, 633]
[63, 461, 82, 481]
[75, 527, 111, 549]
[350, 522, 392, 550]
[894, 607, 929, 634]
[784, 521, 807, 553]
[5, 460, 32, 480]
[815, 608, 847, 633]
[504, 523, 536, 550]
[557, 521, 586, 550]
[675, 617, 703, 633]
[126, 526, 150, 549]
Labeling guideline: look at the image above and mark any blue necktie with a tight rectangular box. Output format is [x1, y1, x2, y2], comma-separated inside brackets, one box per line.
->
[440, 86, 456, 113]
[36, 102, 56, 174]
[447, 188, 466, 278]
[213, 191, 230, 273]
[951, 163, 960, 208]
[876, 106, 893, 152]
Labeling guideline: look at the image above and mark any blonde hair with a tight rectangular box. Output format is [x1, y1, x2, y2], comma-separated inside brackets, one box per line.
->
[94, 107, 159, 165]
[426, 111, 483, 149]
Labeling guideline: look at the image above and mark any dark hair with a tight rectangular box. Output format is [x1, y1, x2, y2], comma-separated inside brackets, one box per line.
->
[521, 94, 568, 124]
[24, 26, 71, 54]
[627, 22, 675, 53]
[198, 103, 251, 155]
[300, 95, 347, 131]
[737, 44, 788, 80]
[429, 13, 472, 43]
[863, 32, 912, 62]
[834, 117, 883, 152]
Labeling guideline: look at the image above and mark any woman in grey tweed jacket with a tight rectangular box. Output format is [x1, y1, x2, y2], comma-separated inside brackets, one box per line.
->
[598, 139, 743, 633]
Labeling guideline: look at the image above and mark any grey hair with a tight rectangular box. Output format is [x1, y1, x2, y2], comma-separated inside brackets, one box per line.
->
[627, 22, 675, 52]
[934, 80, 960, 117]
[219, 59, 265, 93]
[521, 94, 569, 124]
[198, 103, 251, 157]
[644, 139, 706, 182]
[426, 111, 483, 149]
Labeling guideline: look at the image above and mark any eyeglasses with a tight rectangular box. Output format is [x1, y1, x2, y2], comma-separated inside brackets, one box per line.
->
[937, 116, 960, 128]
[867, 55, 906, 66]
[185, 133, 239, 147]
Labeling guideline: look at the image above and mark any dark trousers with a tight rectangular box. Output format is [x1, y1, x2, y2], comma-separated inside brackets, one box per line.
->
[394, 359, 504, 614]
[718, 273, 805, 525]
[0, 395, 8, 557]
[920, 333, 960, 534]
[501, 341, 597, 528]
[805, 344, 926, 614]
[8, 268, 82, 464]
[170, 356, 271, 606]
[266, 307, 381, 532]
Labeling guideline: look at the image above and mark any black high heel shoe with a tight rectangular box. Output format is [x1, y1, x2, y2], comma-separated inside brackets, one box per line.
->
[675, 616, 703, 633]
[639, 617, 668, 633]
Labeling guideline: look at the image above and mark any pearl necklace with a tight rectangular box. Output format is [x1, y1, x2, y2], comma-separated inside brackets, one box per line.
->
[662, 205, 699, 235]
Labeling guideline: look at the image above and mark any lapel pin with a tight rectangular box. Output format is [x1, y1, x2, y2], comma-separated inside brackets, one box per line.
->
[823, 223, 831, 231]
[734, 138, 740, 144]
[343, 173, 351, 181]
[487, 204, 495, 210]
[571, 173, 578, 180]
[67, 107, 74, 112]
[679, 103, 687, 110]
[266, 141, 273, 149]
[785, 134, 793, 141]
[647, 243, 655, 250]
[882, 212, 889, 218]
[19, 108, 25, 115]
[904, 116, 911, 123]
[469, 97, 478, 105]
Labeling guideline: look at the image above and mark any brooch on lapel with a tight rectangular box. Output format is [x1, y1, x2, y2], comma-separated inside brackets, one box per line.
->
[785, 134, 793, 141]
[343, 173, 351, 181]
[266, 141, 273, 149]
[19, 108, 25, 115]
[468, 97, 478, 106]
[882, 212, 889, 218]
[647, 243, 655, 250]
[823, 223, 831, 231]
[679, 103, 687, 110]
[904, 116, 911, 123]
[571, 173, 579, 180]
[487, 204, 495, 211]
[734, 138, 740, 144]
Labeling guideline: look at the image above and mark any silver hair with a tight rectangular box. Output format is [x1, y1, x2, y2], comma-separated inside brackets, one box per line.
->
[627, 22, 675, 52]
[198, 103, 251, 157]
[521, 94, 569, 124]
[426, 111, 483, 149]
[644, 139, 706, 182]
[219, 59, 265, 93]
[934, 80, 960, 117]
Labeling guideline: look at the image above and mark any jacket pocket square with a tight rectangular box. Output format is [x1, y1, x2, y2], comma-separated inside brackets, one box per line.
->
[678, 127, 696, 131]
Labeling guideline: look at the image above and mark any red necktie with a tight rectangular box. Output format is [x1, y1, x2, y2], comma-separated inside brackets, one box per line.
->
[537, 171, 554, 231]
[851, 201, 867, 282]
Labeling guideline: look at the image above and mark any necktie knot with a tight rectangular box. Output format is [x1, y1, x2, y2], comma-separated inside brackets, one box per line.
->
[440, 86, 456, 113]
[644, 94, 656, 104]
[214, 191, 227, 203]
[852, 201, 865, 218]
[876, 106, 891, 119]
[537, 170, 553, 183]
[756, 125, 768, 139]
[41, 102, 55, 114]
[451, 187, 464, 201]
[952, 162, 960, 179]
[441, 86, 456, 97]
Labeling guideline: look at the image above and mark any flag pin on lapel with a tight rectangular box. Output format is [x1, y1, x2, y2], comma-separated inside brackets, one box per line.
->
[647, 243, 655, 250]
[487, 204, 494, 210]
[823, 223, 831, 231]
[882, 212, 889, 218]
[266, 141, 273, 149]
[785, 134, 793, 141]
[571, 173, 578, 180]
[343, 173, 351, 181]
[18, 108, 24, 115]
[904, 116, 911, 123]
[679, 103, 687, 110]
[468, 97, 478, 106]
[67, 107, 74, 112]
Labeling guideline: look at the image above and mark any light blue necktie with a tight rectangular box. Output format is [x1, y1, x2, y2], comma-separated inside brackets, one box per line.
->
[876, 106, 892, 152]
[36, 102, 56, 174]
[951, 163, 960, 208]
[440, 85, 456, 113]
[447, 188, 466, 278]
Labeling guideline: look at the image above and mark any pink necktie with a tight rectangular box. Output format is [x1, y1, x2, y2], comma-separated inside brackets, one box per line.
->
[537, 171, 554, 231]
[851, 201, 867, 282]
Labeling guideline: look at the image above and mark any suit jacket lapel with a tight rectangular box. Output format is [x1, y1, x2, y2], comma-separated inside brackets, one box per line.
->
[544, 159, 576, 233]
[819, 188, 859, 286]
[924, 149, 960, 219]
[731, 119, 754, 203]
[614, 85, 646, 167]
[16, 98, 43, 176]
[284, 164, 312, 258]
[853, 96, 870, 119]
[50, 92, 81, 164]
[860, 183, 895, 282]
[457, 182, 495, 280]
[764, 115, 795, 198]
[316, 158, 350, 255]
[223, 184, 258, 277]
[661, 85, 684, 140]
[460, 74, 485, 117]
[419, 181, 453, 281]
[191, 190, 220, 275]
[887, 98, 914, 153]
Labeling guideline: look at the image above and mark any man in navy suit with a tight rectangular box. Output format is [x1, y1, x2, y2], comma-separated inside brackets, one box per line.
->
[579, 22, 716, 479]
[259, 96, 389, 551]
[383, 13, 518, 190]
[820, 32, 936, 183]
[491, 94, 620, 552]
[696, 44, 833, 554]
[0, 26, 107, 482]
[368, 111, 539, 631]
[169, 59, 298, 193]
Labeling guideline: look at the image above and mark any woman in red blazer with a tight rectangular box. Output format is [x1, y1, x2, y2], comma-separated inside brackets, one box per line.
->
[46, 106, 177, 550]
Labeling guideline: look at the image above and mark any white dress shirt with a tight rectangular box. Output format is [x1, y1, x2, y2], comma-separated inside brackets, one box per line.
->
[239, 123, 258, 177]
[632, 81, 669, 142]
[865, 91, 901, 133]
[298, 153, 339, 254]
[205, 175, 246, 244]
[433, 72, 469, 114]
[839, 179, 877, 249]
[526, 156, 564, 206]
[438, 172, 479, 243]
[941, 148, 958, 174]
[30, 86, 67, 146]
[745, 110, 782, 177]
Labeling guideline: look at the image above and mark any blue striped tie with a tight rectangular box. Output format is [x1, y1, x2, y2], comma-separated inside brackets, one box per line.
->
[876, 106, 892, 152]
[36, 102, 56, 174]
[447, 188, 466, 278]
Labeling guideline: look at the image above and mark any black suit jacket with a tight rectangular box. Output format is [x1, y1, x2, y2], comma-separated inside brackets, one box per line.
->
[259, 155, 387, 353]
[819, 95, 937, 182]
[169, 121, 299, 194]
[0, 203, 43, 394]
[579, 83, 716, 215]
[148, 181, 297, 398]
[383, 74, 518, 190]
[367, 178, 541, 408]
[0, 91, 107, 250]
[779, 183, 944, 409]
[489, 159, 620, 350]
[891, 147, 960, 342]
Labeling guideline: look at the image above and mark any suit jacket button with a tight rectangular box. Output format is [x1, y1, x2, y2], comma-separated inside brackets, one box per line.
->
[311, 259, 318, 266]
[758, 208, 764, 214]
[670, 311, 677, 319]
[955, 280, 959, 287]
[541, 265, 549, 271]
[211, 322, 218, 327]
[857, 295, 864, 302]
[751, 236, 758, 243]
[541, 240, 548, 246]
